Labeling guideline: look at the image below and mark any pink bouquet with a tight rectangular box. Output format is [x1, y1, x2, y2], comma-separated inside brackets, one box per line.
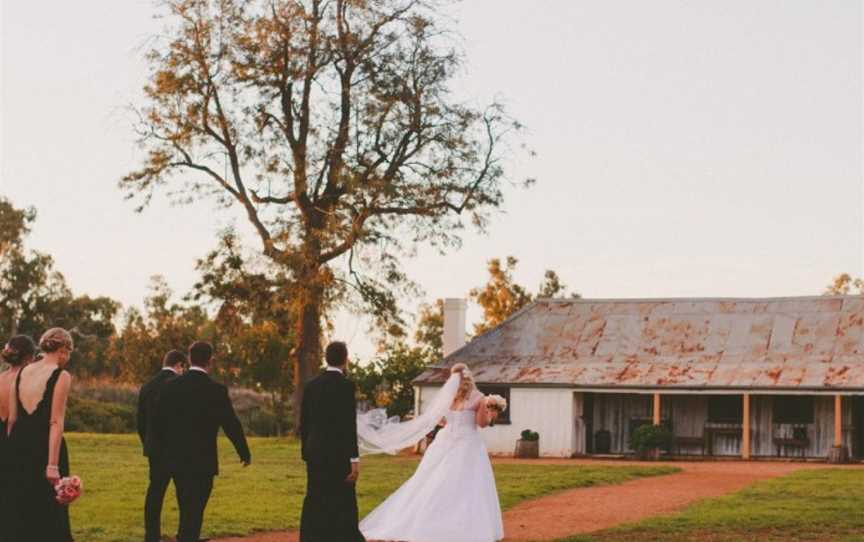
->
[54, 476, 83, 505]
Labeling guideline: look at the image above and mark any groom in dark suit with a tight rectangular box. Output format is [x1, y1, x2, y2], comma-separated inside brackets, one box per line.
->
[156, 341, 251, 542]
[300, 341, 365, 542]
[137, 350, 186, 542]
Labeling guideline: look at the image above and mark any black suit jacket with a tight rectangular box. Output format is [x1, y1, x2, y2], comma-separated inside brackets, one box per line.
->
[300, 369, 359, 466]
[155, 369, 251, 476]
[137, 368, 178, 458]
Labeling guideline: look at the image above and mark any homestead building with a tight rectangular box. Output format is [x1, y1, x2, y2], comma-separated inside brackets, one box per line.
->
[413, 297, 864, 460]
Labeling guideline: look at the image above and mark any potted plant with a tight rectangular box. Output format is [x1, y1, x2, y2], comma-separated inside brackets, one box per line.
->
[514, 429, 540, 458]
[630, 424, 672, 460]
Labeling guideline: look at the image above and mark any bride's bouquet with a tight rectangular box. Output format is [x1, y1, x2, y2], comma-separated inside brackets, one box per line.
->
[54, 475, 83, 505]
[486, 394, 507, 412]
[486, 395, 507, 426]
[486, 395, 508, 425]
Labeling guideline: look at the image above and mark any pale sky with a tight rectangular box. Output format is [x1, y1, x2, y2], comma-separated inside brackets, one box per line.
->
[1, 1, 862, 359]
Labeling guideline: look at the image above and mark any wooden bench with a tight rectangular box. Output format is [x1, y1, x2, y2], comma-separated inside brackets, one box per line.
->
[773, 437, 809, 458]
[672, 435, 706, 455]
[706, 426, 742, 456]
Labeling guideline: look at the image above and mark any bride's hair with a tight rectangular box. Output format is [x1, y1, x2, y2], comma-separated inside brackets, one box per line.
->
[451, 363, 476, 405]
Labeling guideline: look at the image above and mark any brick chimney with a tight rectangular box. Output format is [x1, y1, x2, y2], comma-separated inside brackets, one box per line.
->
[442, 298, 467, 358]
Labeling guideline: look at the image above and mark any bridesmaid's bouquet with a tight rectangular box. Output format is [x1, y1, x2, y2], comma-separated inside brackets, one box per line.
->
[54, 476, 83, 505]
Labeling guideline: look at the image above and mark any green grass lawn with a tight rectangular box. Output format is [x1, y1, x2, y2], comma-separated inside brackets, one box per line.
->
[561, 468, 864, 542]
[66, 433, 676, 542]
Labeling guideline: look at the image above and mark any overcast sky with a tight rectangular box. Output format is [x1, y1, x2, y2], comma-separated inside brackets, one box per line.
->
[1, 1, 862, 358]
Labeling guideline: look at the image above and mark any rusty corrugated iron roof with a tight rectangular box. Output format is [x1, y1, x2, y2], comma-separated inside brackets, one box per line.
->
[414, 296, 864, 390]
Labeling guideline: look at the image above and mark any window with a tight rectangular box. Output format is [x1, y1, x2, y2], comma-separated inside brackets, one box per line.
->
[477, 385, 511, 424]
[708, 396, 743, 423]
[773, 396, 814, 424]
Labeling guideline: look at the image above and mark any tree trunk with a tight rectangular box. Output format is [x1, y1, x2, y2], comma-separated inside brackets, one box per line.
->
[275, 364, 292, 436]
[292, 279, 324, 434]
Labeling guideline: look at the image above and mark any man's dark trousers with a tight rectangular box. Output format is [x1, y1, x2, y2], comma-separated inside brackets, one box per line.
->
[300, 460, 363, 542]
[145, 456, 173, 542]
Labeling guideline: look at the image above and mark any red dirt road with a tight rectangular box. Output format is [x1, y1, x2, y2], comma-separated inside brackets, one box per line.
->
[214, 459, 847, 542]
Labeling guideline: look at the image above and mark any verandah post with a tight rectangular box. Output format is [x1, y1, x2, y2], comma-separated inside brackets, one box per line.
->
[835, 394, 843, 448]
[829, 394, 847, 464]
[742, 393, 751, 460]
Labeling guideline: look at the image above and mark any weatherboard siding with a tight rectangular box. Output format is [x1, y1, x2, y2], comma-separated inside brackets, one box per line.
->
[418, 385, 575, 457]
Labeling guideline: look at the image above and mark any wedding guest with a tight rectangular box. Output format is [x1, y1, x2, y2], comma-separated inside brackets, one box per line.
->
[7, 327, 75, 541]
[137, 350, 186, 542]
[155, 341, 251, 542]
[0, 335, 37, 537]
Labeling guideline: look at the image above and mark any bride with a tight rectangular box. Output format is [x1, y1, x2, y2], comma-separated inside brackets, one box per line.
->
[357, 363, 504, 542]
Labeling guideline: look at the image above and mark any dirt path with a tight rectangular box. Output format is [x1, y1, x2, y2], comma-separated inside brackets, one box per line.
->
[214, 460, 846, 542]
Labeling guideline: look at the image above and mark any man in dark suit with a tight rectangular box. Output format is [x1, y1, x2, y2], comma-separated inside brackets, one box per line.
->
[299, 341, 365, 542]
[155, 341, 251, 542]
[137, 350, 186, 542]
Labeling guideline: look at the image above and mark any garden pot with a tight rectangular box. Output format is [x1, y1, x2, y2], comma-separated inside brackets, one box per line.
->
[514, 439, 539, 459]
[637, 448, 661, 461]
[828, 445, 848, 464]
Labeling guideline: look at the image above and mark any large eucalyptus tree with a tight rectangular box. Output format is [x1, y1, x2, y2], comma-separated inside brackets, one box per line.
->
[122, 0, 526, 426]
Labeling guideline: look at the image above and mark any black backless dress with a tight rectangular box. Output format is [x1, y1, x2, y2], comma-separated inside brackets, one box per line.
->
[8, 367, 73, 541]
[0, 412, 9, 539]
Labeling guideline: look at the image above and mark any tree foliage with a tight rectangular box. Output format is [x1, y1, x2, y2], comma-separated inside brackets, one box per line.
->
[111, 276, 209, 382]
[122, 0, 528, 425]
[353, 342, 431, 418]
[191, 231, 298, 431]
[413, 298, 443, 359]
[0, 197, 120, 376]
[470, 256, 577, 336]
[825, 273, 864, 296]
[0, 198, 294, 411]
[354, 298, 446, 418]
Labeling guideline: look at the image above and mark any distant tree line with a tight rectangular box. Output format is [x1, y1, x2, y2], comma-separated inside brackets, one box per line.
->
[1, 196, 577, 422]
[0, 198, 291, 405]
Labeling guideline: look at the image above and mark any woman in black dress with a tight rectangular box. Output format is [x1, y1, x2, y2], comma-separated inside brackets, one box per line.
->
[0, 335, 36, 536]
[7, 328, 75, 542]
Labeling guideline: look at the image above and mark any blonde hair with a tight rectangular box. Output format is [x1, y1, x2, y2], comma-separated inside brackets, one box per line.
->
[451, 363, 476, 404]
[39, 328, 74, 354]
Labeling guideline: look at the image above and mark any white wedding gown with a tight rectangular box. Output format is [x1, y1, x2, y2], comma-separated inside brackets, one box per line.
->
[359, 390, 504, 542]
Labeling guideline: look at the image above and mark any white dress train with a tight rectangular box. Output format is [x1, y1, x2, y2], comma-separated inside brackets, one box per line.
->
[359, 391, 504, 542]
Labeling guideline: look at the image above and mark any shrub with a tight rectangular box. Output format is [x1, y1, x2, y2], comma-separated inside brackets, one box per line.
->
[66, 380, 292, 436]
[74, 379, 138, 407]
[234, 404, 292, 436]
[66, 397, 137, 434]
[353, 344, 432, 419]
[630, 424, 673, 454]
[520, 429, 540, 441]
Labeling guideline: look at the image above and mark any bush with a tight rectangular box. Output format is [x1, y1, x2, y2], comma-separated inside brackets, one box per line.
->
[74, 379, 139, 407]
[520, 429, 540, 441]
[234, 404, 292, 436]
[66, 397, 137, 434]
[353, 344, 432, 419]
[630, 424, 672, 455]
[229, 387, 292, 436]
[65, 380, 292, 436]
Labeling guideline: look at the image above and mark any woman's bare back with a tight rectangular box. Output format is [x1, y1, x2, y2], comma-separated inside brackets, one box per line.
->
[0, 369, 18, 421]
[16, 362, 60, 415]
